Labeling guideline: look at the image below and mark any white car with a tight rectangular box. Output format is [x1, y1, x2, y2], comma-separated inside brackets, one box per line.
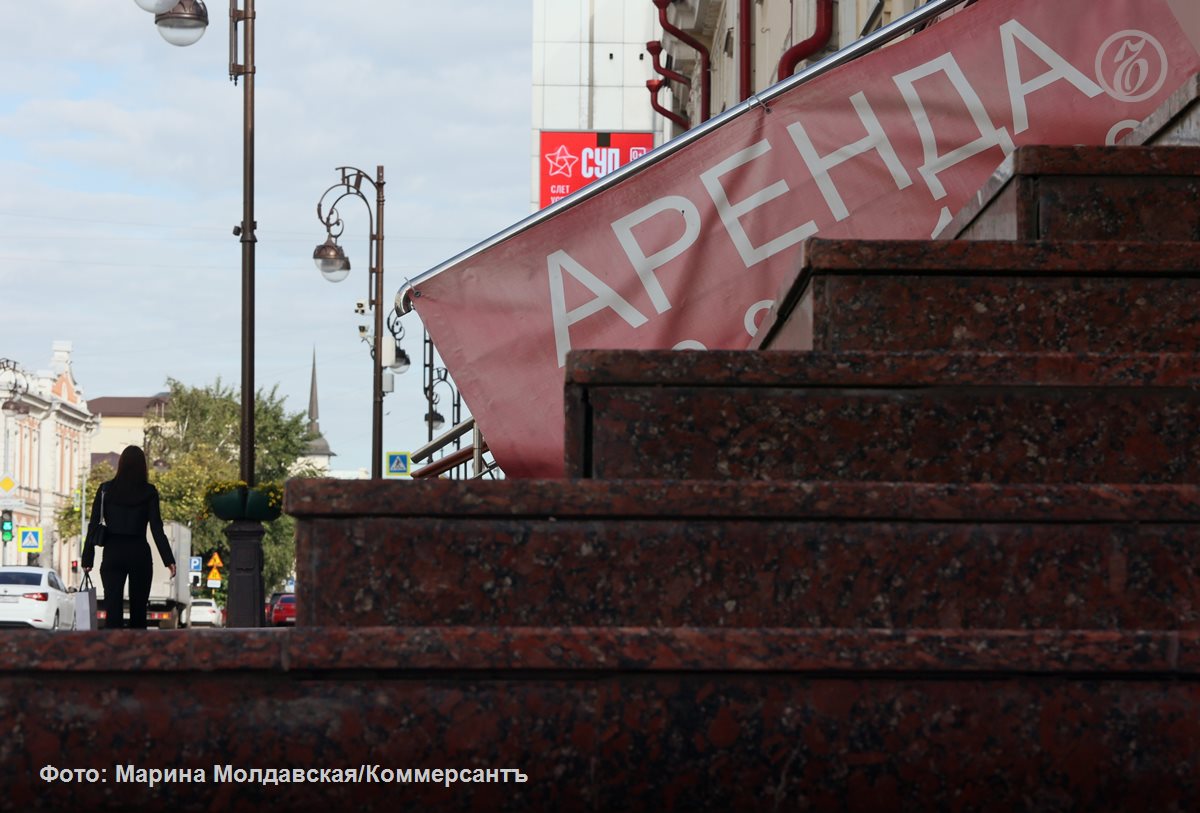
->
[189, 598, 222, 627]
[0, 567, 76, 630]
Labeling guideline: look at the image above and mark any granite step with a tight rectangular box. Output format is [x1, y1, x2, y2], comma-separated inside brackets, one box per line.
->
[564, 350, 1200, 483]
[287, 479, 1200, 631]
[752, 239, 1200, 353]
[940, 144, 1200, 241]
[1122, 71, 1200, 147]
[5, 626, 1200, 812]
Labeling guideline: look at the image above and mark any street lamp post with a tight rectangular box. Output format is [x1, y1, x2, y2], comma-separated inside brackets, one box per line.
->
[313, 166, 389, 479]
[423, 330, 461, 444]
[134, 0, 264, 627]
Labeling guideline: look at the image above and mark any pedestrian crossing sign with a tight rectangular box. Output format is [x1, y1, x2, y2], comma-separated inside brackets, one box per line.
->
[386, 452, 412, 477]
[17, 527, 42, 553]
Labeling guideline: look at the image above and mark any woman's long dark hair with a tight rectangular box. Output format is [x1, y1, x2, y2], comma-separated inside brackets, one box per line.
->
[110, 445, 150, 500]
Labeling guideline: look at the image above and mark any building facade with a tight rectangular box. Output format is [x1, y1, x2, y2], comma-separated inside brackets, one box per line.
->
[0, 343, 97, 579]
[532, 0, 664, 211]
[87, 394, 170, 469]
[533, 0, 938, 196]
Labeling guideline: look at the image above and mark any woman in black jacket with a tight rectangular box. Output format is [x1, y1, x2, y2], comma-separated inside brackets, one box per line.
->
[82, 445, 177, 629]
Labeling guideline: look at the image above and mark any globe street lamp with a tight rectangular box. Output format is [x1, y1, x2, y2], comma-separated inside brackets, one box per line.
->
[153, 0, 209, 47]
[386, 311, 412, 374]
[313, 166, 390, 479]
[133, 0, 264, 628]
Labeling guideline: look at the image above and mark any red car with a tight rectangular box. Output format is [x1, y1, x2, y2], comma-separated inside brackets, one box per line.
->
[270, 594, 295, 626]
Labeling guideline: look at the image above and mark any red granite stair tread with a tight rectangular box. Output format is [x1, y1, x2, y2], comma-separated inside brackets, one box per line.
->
[3, 627, 1197, 675]
[563, 350, 1200, 387]
[942, 143, 1200, 240]
[284, 479, 1200, 521]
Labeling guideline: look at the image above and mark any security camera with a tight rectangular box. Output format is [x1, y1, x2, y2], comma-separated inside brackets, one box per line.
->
[354, 300, 367, 315]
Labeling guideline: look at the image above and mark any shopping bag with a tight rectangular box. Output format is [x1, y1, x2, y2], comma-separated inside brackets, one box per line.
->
[74, 574, 98, 631]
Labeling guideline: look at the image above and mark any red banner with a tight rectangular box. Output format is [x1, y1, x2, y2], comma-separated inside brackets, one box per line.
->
[414, 0, 1200, 478]
[540, 131, 656, 208]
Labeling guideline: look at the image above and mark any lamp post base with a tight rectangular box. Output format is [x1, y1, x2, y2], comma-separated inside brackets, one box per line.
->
[224, 520, 265, 627]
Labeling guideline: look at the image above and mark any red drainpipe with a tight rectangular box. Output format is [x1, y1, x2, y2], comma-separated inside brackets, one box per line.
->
[738, 0, 753, 101]
[653, 0, 710, 123]
[647, 79, 691, 130]
[777, 0, 834, 83]
[646, 40, 691, 87]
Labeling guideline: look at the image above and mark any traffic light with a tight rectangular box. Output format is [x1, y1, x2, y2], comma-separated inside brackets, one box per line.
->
[71, 560, 79, 572]
[1, 511, 12, 543]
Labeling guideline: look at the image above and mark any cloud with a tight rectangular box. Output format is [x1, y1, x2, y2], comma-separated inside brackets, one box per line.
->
[1, 0, 533, 473]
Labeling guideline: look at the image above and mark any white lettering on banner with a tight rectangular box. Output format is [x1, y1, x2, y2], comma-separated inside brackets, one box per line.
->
[786, 91, 913, 221]
[893, 53, 1016, 200]
[932, 206, 954, 237]
[1106, 119, 1142, 143]
[1000, 19, 1104, 133]
[548, 250, 648, 367]
[700, 140, 818, 267]
[545, 21, 1114, 353]
[673, 340, 707, 350]
[582, 147, 621, 179]
[611, 195, 702, 315]
[744, 300, 774, 337]
[1095, 31, 1170, 102]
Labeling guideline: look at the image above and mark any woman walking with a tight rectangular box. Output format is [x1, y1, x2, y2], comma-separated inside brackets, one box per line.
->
[82, 445, 177, 629]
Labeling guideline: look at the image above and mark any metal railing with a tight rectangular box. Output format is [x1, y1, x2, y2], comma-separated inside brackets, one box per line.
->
[410, 417, 497, 479]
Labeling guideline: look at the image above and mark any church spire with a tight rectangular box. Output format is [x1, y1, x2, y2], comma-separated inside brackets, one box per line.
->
[308, 347, 320, 435]
[303, 348, 334, 465]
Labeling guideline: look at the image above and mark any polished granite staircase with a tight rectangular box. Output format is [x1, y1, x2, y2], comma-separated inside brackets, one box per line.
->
[4, 145, 1199, 812]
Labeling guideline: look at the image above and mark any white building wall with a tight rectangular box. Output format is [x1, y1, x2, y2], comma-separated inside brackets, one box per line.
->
[92, 420, 148, 458]
[532, 0, 662, 211]
[0, 344, 95, 578]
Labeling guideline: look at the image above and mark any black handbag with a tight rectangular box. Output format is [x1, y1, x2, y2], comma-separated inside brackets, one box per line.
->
[84, 485, 107, 548]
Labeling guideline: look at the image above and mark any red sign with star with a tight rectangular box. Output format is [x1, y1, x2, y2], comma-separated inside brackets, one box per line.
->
[539, 131, 656, 208]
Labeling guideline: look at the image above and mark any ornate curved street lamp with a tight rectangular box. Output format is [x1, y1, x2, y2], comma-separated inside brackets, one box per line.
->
[130, 0, 265, 628]
[423, 330, 461, 443]
[313, 166, 390, 479]
[386, 311, 412, 374]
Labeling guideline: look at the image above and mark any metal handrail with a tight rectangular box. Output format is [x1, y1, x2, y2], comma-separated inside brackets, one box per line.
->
[411, 439, 491, 480]
[396, 0, 974, 310]
[411, 415, 476, 464]
[411, 446, 476, 479]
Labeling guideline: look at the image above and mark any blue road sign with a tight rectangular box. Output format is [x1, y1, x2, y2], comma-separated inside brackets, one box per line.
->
[190, 556, 203, 572]
[386, 452, 412, 477]
[17, 527, 42, 553]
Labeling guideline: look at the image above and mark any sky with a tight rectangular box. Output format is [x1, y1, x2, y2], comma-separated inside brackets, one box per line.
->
[0, 0, 532, 474]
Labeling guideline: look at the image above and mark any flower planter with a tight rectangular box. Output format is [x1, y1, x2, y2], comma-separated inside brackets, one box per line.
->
[244, 488, 282, 521]
[207, 488, 247, 521]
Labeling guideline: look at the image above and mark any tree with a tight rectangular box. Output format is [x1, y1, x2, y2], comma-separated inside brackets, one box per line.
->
[145, 378, 316, 593]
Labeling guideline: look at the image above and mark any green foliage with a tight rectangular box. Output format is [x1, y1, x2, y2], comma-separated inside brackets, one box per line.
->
[145, 378, 318, 593]
[154, 446, 238, 561]
[56, 461, 115, 541]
